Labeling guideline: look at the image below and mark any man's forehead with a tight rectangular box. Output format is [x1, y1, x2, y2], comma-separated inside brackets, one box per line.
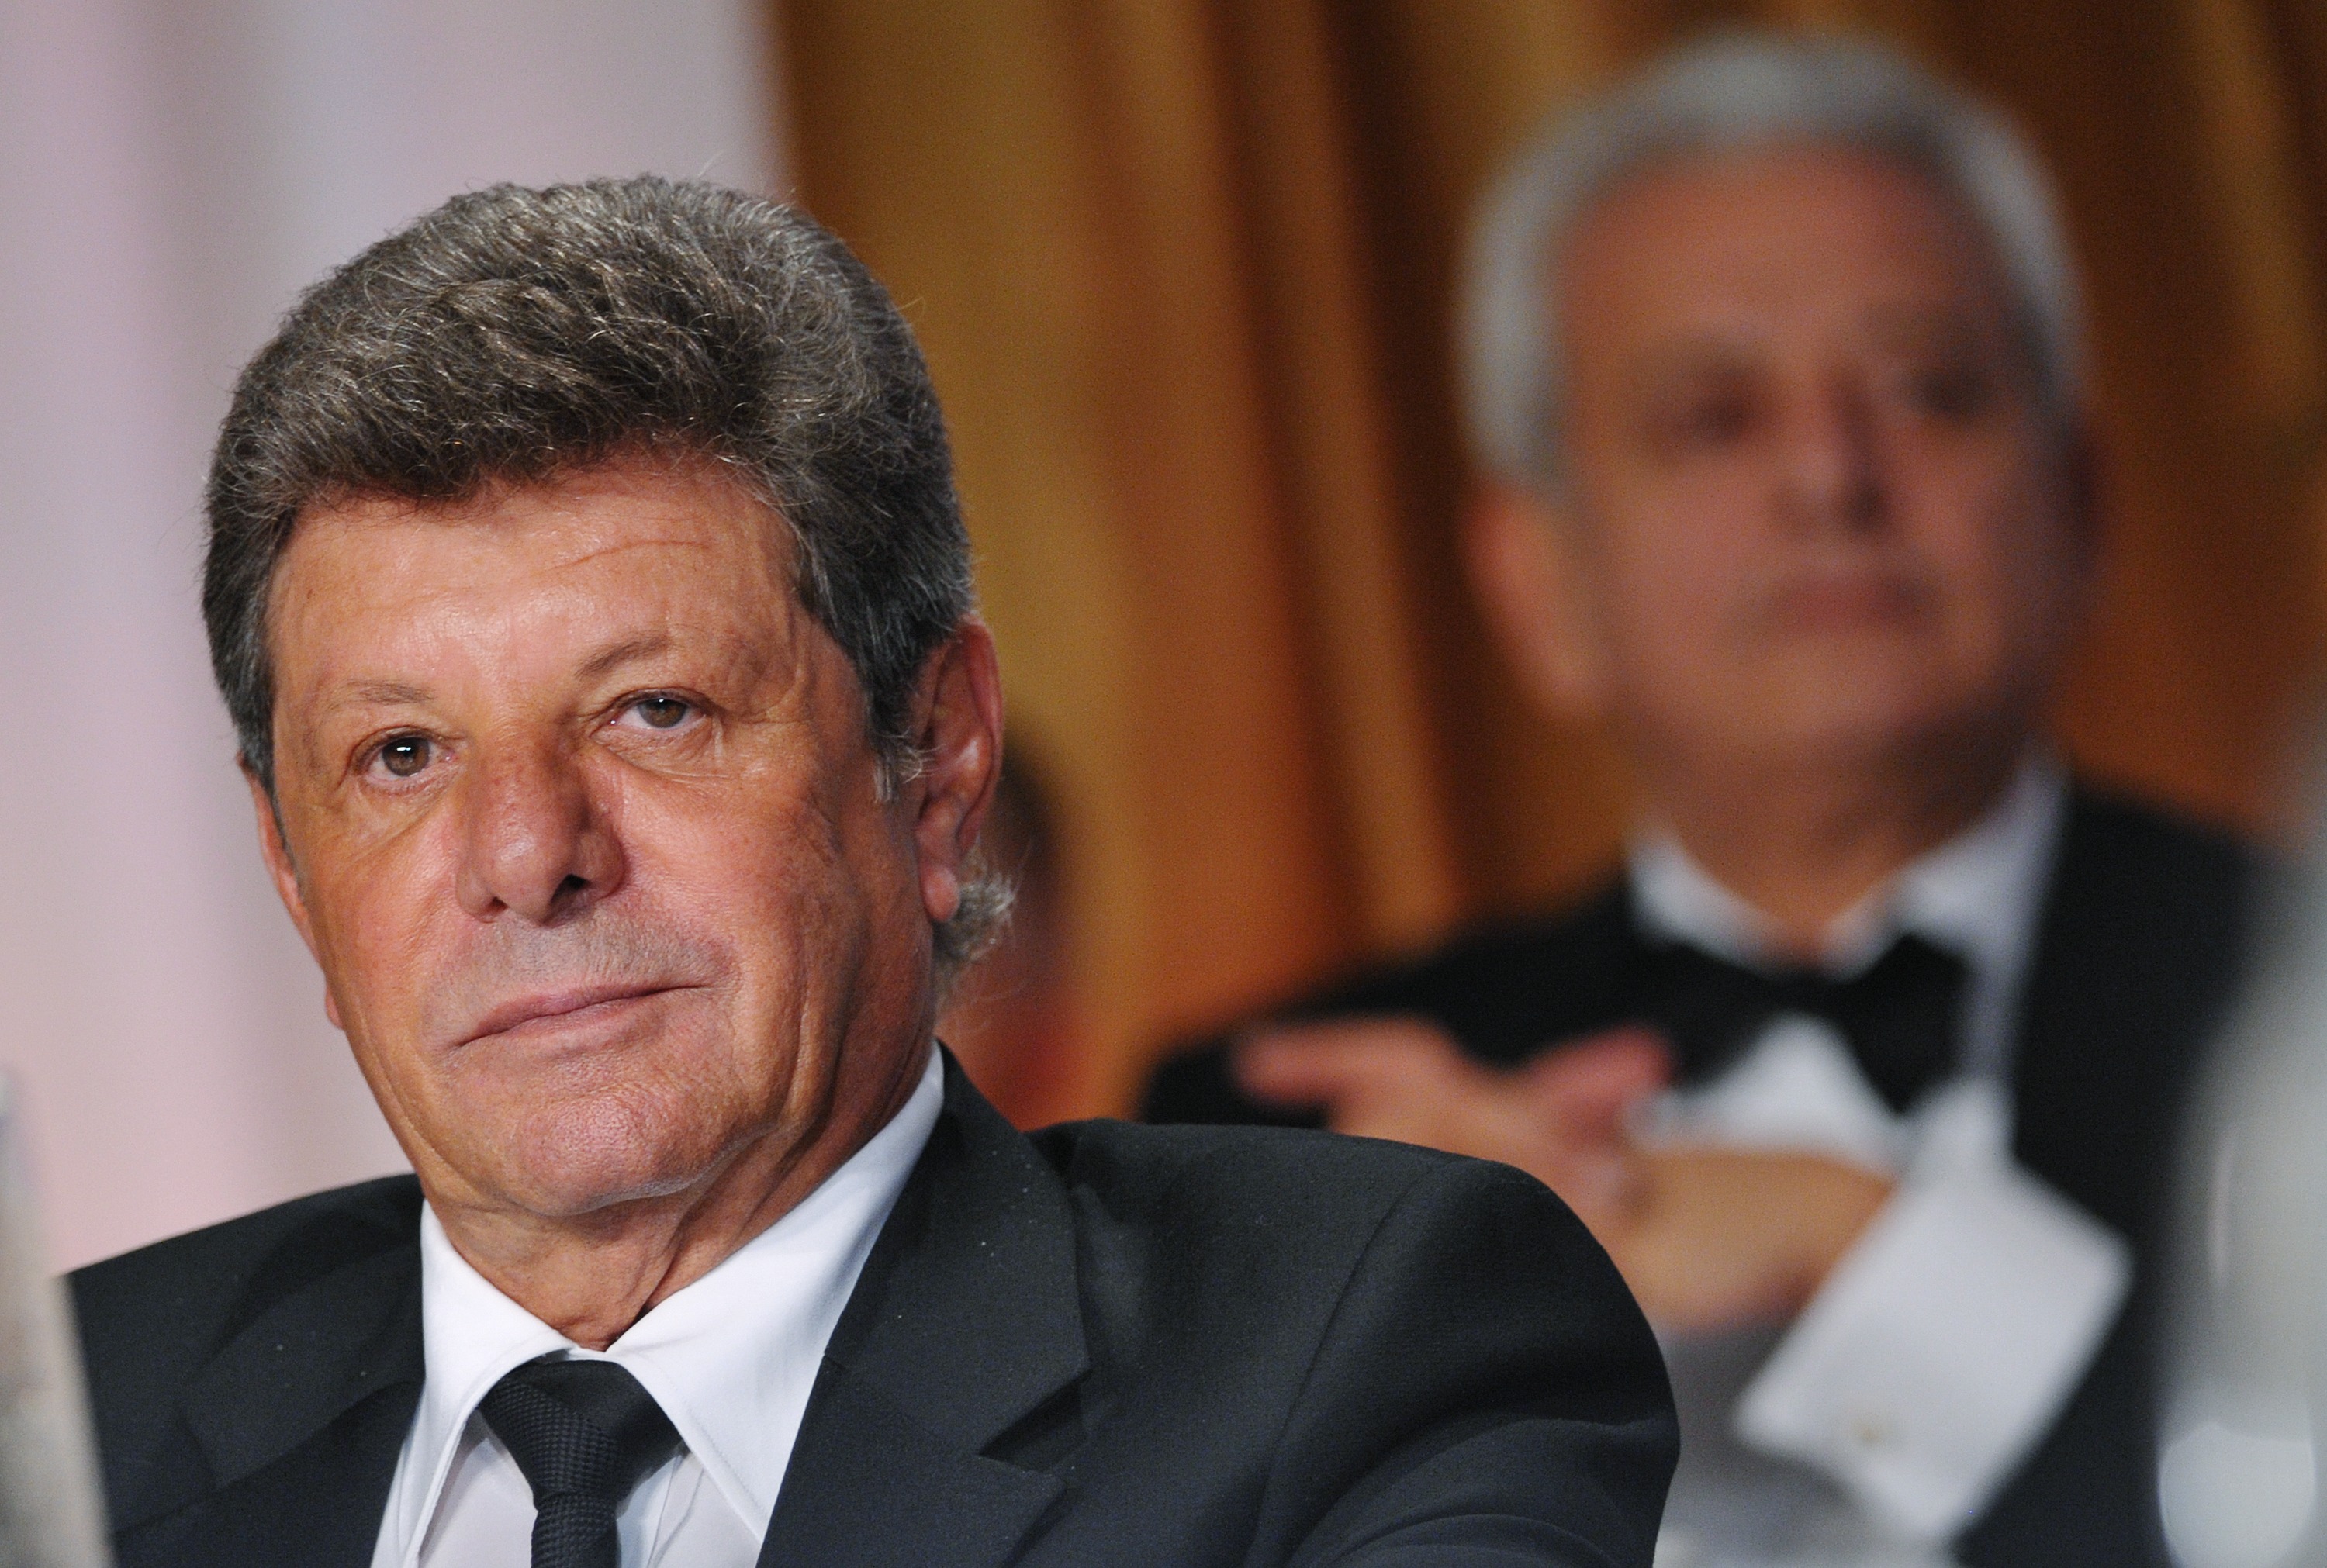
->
[1565, 144, 2003, 324]
[269, 461, 798, 692]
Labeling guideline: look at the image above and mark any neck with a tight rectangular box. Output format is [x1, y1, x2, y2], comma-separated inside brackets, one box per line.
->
[427, 1038, 930, 1351]
[1641, 726, 2028, 958]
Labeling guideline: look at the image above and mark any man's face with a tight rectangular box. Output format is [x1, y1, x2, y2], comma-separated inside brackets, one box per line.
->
[259, 459, 953, 1221]
[1544, 146, 2089, 774]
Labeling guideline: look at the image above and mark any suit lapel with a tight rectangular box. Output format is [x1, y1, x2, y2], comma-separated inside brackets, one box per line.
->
[2013, 793, 2140, 1225]
[757, 1060, 1086, 1568]
[2008, 791, 2253, 1235]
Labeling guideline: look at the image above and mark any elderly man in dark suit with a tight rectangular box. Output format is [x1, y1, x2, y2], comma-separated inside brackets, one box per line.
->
[67, 178, 1673, 1568]
[1147, 34, 2253, 1568]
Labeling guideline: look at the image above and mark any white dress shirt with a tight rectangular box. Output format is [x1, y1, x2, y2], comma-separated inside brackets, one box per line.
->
[1630, 758, 2132, 1565]
[369, 1046, 944, 1568]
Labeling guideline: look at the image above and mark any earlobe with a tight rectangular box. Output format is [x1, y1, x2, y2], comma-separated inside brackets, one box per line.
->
[1463, 485, 1608, 720]
[907, 623, 1005, 928]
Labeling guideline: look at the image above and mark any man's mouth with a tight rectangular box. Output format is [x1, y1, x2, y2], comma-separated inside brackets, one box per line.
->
[1763, 570, 1931, 631]
[460, 983, 685, 1048]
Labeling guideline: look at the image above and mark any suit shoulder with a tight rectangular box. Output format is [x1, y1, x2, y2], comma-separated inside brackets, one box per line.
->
[2043, 786, 2262, 1013]
[72, 1174, 421, 1318]
[2063, 786, 2261, 902]
[1025, 1117, 1598, 1297]
[1022, 1119, 1661, 1467]
[1035, 1116, 1464, 1214]
[70, 1176, 420, 1421]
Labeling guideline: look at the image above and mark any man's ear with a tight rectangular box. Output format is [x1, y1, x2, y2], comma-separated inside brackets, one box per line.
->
[244, 762, 326, 976]
[1463, 482, 1609, 720]
[906, 621, 1005, 927]
[2056, 421, 2105, 614]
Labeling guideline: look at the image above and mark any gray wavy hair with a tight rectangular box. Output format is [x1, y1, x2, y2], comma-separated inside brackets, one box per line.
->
[202, 176, 1008, 979]
[1461, 30, 2084, 495]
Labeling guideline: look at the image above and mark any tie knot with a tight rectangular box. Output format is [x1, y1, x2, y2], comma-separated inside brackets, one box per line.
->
[479, 1356, 683, 1568]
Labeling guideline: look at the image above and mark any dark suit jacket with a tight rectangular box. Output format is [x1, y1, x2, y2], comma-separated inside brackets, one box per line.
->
[1144, 788, 2258, 1568]
[71, 1059, 1676, 1566]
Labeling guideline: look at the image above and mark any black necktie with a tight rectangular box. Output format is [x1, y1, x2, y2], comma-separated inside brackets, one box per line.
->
[1637, 931, 1969, 1113]
[479, 1356, 685, 1568]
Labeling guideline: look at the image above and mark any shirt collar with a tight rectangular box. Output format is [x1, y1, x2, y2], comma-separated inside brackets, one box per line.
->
[1628, 752, 2068, 989]
[381, 1045, 944, 1563]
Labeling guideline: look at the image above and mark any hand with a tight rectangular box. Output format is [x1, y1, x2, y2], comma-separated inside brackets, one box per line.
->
[1603, 1145, 1895, 1333]
[1233, 1017, 1669, 1224]
[1234, 1017, 1895, 1334]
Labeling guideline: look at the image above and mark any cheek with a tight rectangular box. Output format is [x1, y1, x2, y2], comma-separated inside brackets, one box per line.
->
[1914, 455, 2077, 656]
[620, 770, 894, 1007]
[299, 818, 461, 1038]
[1593, 501, 1756, 663]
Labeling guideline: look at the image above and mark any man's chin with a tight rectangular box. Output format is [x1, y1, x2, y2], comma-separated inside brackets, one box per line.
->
[1726, 658, 1983, 755]
[500, 1159, 714, 1221]
[431, 1096, 749, 1221]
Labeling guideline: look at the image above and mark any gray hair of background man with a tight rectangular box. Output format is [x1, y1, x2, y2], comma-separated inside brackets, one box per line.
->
[201, 175, 1006, 971]
[1461, 31, 2085, 496]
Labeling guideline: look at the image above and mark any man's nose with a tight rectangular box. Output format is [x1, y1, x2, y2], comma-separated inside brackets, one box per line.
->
[1777, 375, 1886, 536]
[451, 741, 626, 924]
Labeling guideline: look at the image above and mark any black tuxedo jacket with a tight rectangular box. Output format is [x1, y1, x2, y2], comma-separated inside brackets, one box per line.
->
[71, 1060, 1675, 1566]
[1145, 788, 2257, 1568]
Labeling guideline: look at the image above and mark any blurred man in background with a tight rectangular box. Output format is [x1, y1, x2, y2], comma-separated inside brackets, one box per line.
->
[1147, 33, 2256, 1568]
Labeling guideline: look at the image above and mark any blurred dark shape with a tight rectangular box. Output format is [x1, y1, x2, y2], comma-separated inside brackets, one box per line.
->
[939, 739, 1085, 1128]
[2159, 834, 2323, 1568]
[2159, 482, 2327, 1568]
[0, 1079, 109, 1566]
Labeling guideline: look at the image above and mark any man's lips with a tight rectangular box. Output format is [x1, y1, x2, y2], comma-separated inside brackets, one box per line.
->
[459, 983, 686, 1047]
[1763, 572, 1931, 629]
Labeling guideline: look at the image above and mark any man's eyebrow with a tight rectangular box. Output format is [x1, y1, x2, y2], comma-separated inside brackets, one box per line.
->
[1630, 336, 1760, 389]
[1863, 302, 1982, 345]
[576, 633, 676, 682]
[344, 681, 431, 706]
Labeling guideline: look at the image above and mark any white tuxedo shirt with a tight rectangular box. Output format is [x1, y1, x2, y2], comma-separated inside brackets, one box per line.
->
[1634, 758, 2131, 1565]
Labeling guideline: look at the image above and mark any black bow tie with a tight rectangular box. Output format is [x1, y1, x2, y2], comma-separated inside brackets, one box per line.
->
[1634, 931, 1969, 1114]
[479, 1356, 685, 1568]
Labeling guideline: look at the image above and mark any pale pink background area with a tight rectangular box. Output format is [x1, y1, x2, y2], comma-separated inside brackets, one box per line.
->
[0, 0, 781, 1270]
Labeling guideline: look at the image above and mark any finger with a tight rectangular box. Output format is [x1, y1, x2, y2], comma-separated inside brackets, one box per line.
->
[1540, 1143, 1645, 1234]
[1233, 1018, 1459, 1105]
[1231, 1034, 1341, 1104]
[1523, 1027, 1672, 1136]
[1234, 1027, 1411, 1103]
[1554, 1024, 1675, 1085]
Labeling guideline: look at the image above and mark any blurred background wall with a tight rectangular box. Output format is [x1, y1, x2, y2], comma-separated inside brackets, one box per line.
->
[783, 0, 2327, 1119]
[0, 0, 776, 1268]
[5, 0, 2325, 1262]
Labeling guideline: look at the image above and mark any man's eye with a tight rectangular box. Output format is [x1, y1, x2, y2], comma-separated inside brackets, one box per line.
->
[1903, 361, 1992, 423]
[1648, 389, 1757, 458]
[1678, 393, 1753, 446]
[627, 696, 695, 730]
[373, 737, 433, 779]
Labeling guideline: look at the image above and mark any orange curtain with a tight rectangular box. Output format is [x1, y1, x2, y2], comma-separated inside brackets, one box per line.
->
[779, 0, 2327, 1117]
